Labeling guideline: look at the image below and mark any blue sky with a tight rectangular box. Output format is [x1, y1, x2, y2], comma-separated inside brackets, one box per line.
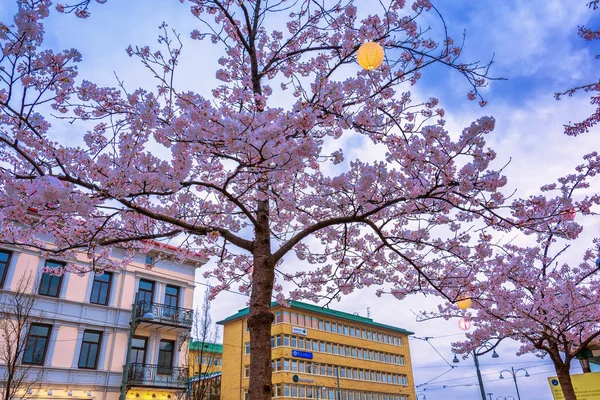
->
[1, 1, 599, 399]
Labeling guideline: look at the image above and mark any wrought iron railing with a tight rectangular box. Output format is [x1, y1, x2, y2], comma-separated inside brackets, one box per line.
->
[134, 301, 193, 328]
[127, 363, 189, 388]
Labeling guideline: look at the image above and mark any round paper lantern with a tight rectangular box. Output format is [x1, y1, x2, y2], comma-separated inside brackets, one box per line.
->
[458, 318, 471, 330]
[456, 297, 472, 310]
[357, 42, 385, 70]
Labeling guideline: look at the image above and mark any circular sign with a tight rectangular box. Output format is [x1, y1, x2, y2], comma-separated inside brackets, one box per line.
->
[293, 375, 299, 383]
[551, 379, 559, 386]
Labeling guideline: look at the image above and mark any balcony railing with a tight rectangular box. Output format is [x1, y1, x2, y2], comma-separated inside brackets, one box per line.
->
[134, 301, 193, 329]
[127, 363, 189, 389]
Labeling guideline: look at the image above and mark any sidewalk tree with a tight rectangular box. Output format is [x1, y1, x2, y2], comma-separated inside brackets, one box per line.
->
[433, 153, 600, 400]
[0, 273, 43, 400]
[0, 1, 512, 399]
[190, 290, 221, 400]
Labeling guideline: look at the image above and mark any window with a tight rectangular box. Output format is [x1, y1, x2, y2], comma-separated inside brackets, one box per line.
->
[245, 342, 250, 354]
[137, 279, 154, 303]
[145, 254, 154, 266]
[89, 272, 112, 305]
[244, 365, 250, 378]
[0, 250, 12, 288]
[163, 285, 180, 319]
[164, 285, 179, 308]
[78, 330, 102, 369]
[130, 337, 147, 364]
[23, 324, 52, 365]
[158, 340, 174, 374]
[39, 260, 64, 297]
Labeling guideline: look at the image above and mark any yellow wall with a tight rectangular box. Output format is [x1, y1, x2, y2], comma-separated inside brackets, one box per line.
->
[221, 318, 246, 400]
[220, 304, 416, 400]
[188, 350, 223, 376]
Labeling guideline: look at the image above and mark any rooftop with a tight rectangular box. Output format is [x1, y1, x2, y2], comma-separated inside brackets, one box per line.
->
[217, 300, 414, 335]
[189, 341, 223, 354]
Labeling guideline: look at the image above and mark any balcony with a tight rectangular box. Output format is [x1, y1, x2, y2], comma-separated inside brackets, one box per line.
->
[134, 301, 193, 331]
[128, 363, 189, 389]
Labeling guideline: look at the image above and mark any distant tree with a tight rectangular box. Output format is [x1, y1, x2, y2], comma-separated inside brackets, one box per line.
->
[430, 153, 600, 400]
[190, 290, 221, 400]
[0, 273, 43, 400]
[0, 1, 509, 399]
[555, 0, 600, 136]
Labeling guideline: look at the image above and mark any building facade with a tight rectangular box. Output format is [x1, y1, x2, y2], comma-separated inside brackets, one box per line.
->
[219, 301, 415, 400]
[188, 342, 223, 400]
[0, 243, 203, 400]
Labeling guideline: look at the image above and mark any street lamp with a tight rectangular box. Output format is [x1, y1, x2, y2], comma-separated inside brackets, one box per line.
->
[499, 367, 530, 400]
[417, 394, 426, 400]
[452, 342, 500, 400]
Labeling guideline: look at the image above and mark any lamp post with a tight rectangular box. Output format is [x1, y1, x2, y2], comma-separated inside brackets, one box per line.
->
[499, 367, 529, 400]
[453, 343, 499, 400]
[119, 300, 138, 400]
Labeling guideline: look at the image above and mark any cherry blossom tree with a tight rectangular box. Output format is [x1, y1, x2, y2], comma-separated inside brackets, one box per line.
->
[0, 0, 512, 398]
[555, 0, 600, 136]
[434, 153, 600, 400]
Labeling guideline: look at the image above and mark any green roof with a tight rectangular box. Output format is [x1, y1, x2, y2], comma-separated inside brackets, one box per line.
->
[217, 300, 414, 335]
[189, 341, 223, 353]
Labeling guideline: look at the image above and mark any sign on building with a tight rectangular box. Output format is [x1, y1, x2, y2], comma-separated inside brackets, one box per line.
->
[292, 326, 307, 335]
[548, 372, 600, 400]
[291, 350, 313, 359]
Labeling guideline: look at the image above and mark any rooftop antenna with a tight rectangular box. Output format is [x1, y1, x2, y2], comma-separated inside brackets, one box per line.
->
[366, 307, 371, 318]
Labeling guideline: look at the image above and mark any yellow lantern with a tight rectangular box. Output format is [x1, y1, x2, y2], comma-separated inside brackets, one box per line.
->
[357, 42, 385, 70]
[456, 297, 472, 310]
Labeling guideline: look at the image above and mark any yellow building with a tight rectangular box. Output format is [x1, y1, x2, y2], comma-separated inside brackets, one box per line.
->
[189, 341, 223, 376]
[189, 341, 223, 400]
[218, 301, 415, 400]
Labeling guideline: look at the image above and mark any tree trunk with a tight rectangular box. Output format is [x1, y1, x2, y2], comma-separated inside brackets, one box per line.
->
[247, 198, 275, 400]
[556, 363, 577, 400]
